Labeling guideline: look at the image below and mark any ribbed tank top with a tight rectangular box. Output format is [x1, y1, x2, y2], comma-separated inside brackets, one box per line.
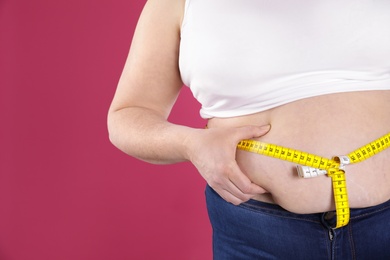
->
[179, 0, 390, 119]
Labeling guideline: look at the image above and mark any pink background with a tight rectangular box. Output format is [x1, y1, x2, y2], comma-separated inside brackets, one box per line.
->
[0, 0, 211, 259]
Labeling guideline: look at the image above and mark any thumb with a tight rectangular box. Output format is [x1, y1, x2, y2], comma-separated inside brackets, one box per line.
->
[238, 124, 271, 139]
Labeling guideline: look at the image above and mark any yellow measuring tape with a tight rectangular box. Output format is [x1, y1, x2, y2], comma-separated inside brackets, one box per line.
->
[237, 132, 390, 228]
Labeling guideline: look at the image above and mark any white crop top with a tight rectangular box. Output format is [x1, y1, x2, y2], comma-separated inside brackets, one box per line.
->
[179, 0, 390, 119]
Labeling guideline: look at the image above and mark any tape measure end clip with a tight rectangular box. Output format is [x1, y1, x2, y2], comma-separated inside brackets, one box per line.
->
[296, 165, 327, 178]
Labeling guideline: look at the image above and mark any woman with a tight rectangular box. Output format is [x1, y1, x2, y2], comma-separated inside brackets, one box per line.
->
[108, 0, 390, 258]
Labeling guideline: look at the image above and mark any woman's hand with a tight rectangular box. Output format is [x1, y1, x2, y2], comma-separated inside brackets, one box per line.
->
[184, 125, 271, 205]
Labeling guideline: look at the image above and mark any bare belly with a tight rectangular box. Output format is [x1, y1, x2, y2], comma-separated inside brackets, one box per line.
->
[207, 90, 390, 214]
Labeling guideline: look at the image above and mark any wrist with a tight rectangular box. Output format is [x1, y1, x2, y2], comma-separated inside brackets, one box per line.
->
[181, 127, 203, 162]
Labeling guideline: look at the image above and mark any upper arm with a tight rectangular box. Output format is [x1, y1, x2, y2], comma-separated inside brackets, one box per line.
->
[109, 0, 186, 118]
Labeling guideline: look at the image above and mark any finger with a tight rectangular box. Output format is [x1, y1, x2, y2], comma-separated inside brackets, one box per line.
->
[227, 163, 268, 195]
[207, 171, 254, 204]
[217, 188, 247, 205]
[212, 176, 260, 204]
[223, 178, 264, 203]
[229, 170, 268, 195]
[222, 179, 267, 205]
[209, 167, 266, 205]
[224, 181, 254, 203]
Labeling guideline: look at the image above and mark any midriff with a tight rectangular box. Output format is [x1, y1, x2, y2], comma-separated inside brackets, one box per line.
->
[207, 90, 390, 214]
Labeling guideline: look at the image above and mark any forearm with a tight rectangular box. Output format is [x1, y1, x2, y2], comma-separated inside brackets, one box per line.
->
[107, 106, 198, 164]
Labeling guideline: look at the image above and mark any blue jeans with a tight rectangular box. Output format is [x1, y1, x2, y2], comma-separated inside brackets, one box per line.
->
[205, 185, 390, 260]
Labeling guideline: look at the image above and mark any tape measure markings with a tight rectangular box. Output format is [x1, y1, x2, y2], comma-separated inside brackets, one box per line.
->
[237, 132, 390, 229]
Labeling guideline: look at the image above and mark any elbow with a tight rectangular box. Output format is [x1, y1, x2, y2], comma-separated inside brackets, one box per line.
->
[106, 108, 175, 165]
[106, 110, 150, 162]
[106, 110, 121, 150]
[107, 128, 117, 149]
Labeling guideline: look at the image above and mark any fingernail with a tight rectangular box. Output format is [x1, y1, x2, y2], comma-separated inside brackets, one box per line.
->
[262, 124, 271, 130]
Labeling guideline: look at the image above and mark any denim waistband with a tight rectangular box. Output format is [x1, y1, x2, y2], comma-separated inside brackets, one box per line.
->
[206, 185, 390, 259]
[238, 192, 390, 223]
